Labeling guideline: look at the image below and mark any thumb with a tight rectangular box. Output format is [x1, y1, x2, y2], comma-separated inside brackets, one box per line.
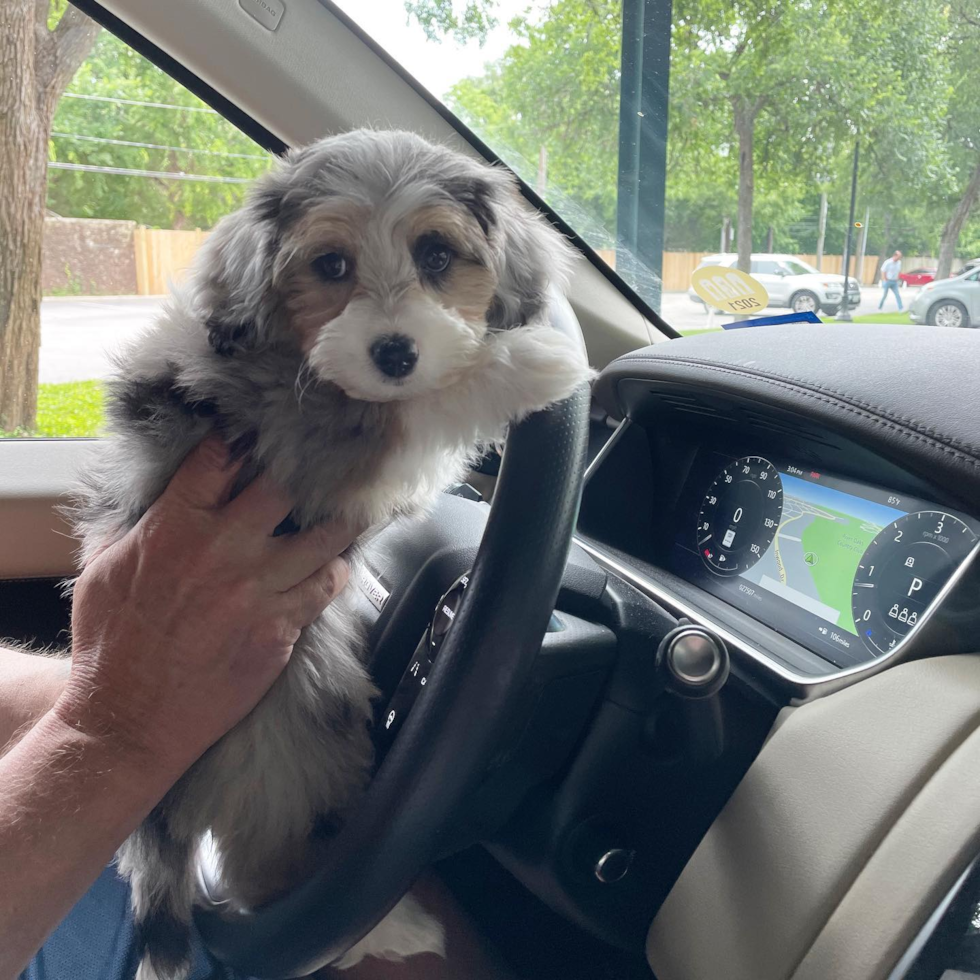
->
[161, 435, 243, 511]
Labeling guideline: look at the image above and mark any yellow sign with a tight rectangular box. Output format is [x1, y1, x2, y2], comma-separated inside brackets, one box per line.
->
[691, 265, 769, 315]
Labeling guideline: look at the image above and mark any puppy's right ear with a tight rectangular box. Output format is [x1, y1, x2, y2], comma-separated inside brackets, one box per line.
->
[190, 178, 284, 356]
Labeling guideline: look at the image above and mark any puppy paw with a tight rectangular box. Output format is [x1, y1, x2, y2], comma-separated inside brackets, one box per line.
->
[333, 894, 446, 969]
[493, 325, 595, 416]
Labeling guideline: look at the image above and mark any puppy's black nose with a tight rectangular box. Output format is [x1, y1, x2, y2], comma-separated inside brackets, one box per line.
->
[370, 334, 418, 379]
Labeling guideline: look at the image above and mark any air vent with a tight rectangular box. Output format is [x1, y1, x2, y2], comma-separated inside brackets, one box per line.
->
[739, 409, 838, 448]
[651, 390, 723, 419]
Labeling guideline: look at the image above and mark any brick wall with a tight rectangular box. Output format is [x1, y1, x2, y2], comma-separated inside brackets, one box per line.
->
[42, 217, 139, 296]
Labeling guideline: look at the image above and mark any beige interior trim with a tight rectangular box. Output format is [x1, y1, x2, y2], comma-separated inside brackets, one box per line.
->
[647, 654, 980, 980]
[0, 440, 95, 579]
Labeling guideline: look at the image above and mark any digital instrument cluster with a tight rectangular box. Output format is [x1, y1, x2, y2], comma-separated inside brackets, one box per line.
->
[673, 455, 980, 668]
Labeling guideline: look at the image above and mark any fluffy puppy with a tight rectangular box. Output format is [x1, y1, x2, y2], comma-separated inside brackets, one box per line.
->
[70, 129, 592, 980]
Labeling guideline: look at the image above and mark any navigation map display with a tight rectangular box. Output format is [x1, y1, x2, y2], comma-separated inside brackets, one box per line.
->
[739, 472, 903, 637]
[674, 456, 979, 668]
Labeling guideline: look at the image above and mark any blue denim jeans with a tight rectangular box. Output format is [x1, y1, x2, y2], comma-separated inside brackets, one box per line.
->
[20, 866, 250, 980]
[879, 279, 903, 310]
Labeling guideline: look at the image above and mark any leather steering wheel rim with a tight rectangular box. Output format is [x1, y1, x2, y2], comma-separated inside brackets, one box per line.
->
[195, 292, 591, 977]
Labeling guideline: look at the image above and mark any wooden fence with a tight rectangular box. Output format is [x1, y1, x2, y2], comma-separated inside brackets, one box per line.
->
[134, 228, 209, 295]
[130, 231, 943, 297]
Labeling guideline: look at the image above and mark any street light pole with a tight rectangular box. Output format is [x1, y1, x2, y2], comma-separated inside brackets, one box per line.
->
[836, 139, 860, 323]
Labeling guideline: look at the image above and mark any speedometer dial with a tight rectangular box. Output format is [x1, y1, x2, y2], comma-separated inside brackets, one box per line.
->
[852, 511, 977, 655]
[697, 456, 783, 576]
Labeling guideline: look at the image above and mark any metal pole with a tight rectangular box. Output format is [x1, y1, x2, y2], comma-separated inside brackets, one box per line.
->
[835, 139, 860, 323]
[616, 0, 672, 312]
[816, 192, 828, 270]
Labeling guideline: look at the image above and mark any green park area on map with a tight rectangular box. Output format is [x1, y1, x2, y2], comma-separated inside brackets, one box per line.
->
[797, 509, 879, 633]
[743, 482, 890, 636]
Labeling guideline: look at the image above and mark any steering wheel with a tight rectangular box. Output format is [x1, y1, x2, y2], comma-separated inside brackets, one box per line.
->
[194, 294, 591, 977]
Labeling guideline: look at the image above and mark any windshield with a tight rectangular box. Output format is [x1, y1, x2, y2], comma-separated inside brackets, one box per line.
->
[333, 0, 980, 331]
[783, 260, 819, 277]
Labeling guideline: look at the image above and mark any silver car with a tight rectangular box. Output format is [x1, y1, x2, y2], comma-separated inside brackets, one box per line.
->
[909, 268, 980, 328]
[687, 253, 860, 315]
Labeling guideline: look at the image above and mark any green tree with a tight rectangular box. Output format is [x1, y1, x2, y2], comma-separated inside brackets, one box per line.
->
[440, 0, 950, 283]
[935, 1, 980, 278]
[447, 0, 622, 245]
[671, 0, 946, 273]
[46, 29, 272, 231]
[404, 0, 499, 43]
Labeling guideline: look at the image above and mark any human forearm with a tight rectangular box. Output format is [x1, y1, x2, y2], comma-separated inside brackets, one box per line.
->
[0, 647, 69, 753]
[0, 703, 184, 979]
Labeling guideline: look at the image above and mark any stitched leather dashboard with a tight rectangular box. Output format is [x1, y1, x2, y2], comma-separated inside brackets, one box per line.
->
[593, 324, 980, 508]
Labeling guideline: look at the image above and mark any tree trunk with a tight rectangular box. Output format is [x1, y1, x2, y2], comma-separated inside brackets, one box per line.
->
[937, 153, 980, 280]
[732, 98, 761, 274]
[815, 192, 828, 271]
[0, 4, 47, 431]
[0, 1, 98, 432]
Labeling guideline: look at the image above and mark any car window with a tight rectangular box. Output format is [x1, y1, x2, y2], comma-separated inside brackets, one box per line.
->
[333, 0, 979, 332]
[0, 6, 272, 439]
[750, 261, 780, 275]
[781, 260, 817, 276]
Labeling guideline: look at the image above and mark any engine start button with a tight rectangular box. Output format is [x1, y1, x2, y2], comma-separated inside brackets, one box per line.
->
[429, 573, 469, 659]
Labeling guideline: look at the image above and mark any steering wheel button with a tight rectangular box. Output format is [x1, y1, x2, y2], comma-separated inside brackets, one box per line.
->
[428, 573, 470, 659]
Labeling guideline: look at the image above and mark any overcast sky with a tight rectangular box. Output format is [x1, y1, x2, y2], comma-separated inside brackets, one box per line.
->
[332, 0, 533, 99]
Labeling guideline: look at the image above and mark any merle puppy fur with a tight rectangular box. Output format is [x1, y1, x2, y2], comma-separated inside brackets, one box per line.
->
[70, 129, 591, 980]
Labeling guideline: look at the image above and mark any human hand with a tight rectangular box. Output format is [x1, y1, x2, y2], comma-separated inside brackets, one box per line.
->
[56, 436, 358, 773]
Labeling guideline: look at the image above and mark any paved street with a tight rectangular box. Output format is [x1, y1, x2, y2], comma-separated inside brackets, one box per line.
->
[40, 296, 164, 384]
[39, 286, 911, 383]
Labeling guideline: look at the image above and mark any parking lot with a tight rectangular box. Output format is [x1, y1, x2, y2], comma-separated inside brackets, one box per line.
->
[662, 285, 900, 332]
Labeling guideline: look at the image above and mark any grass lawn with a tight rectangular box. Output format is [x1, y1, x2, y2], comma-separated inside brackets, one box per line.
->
[0, 380, 105, 438]
[836, 310, 912, 324]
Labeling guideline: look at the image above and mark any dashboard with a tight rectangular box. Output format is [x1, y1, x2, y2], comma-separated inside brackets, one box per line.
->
[671, 451, 980, 668]
[582, 324, 980, 697]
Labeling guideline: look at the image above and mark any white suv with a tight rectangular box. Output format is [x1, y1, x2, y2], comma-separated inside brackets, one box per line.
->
[688, 253, 861, 316]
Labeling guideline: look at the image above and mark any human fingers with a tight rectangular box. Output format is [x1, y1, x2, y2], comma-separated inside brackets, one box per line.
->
[223, 469, 296, 535]
[282, 556, 351, 626]
[157, 435, 242, 512]
[267, 520, 360, 592]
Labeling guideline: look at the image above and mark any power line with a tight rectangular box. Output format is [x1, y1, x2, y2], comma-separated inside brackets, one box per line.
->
[48, 161, 251, 184]
[62, 92, 219, 113]
[51, 131, 269, 161]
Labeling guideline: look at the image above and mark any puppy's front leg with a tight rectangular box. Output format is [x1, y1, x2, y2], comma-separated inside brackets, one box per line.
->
[437, 326, 593, 446]
[487, 325, 593, 421]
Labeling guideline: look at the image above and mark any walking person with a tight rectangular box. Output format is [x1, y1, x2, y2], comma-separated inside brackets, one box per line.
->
[879, 250, 904, 311]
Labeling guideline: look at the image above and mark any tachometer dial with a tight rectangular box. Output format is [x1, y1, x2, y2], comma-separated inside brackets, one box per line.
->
[852, 511, 977, 655]
[697, 456, 784, 576]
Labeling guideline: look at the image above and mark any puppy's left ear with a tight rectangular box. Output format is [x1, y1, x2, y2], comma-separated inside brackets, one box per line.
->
[485, 174, 576, 330]
[190, 173, 286, 356]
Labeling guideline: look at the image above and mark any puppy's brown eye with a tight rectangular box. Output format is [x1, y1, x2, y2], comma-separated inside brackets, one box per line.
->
[312, 252, 350, 282]
[419, 242, 452, 275]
